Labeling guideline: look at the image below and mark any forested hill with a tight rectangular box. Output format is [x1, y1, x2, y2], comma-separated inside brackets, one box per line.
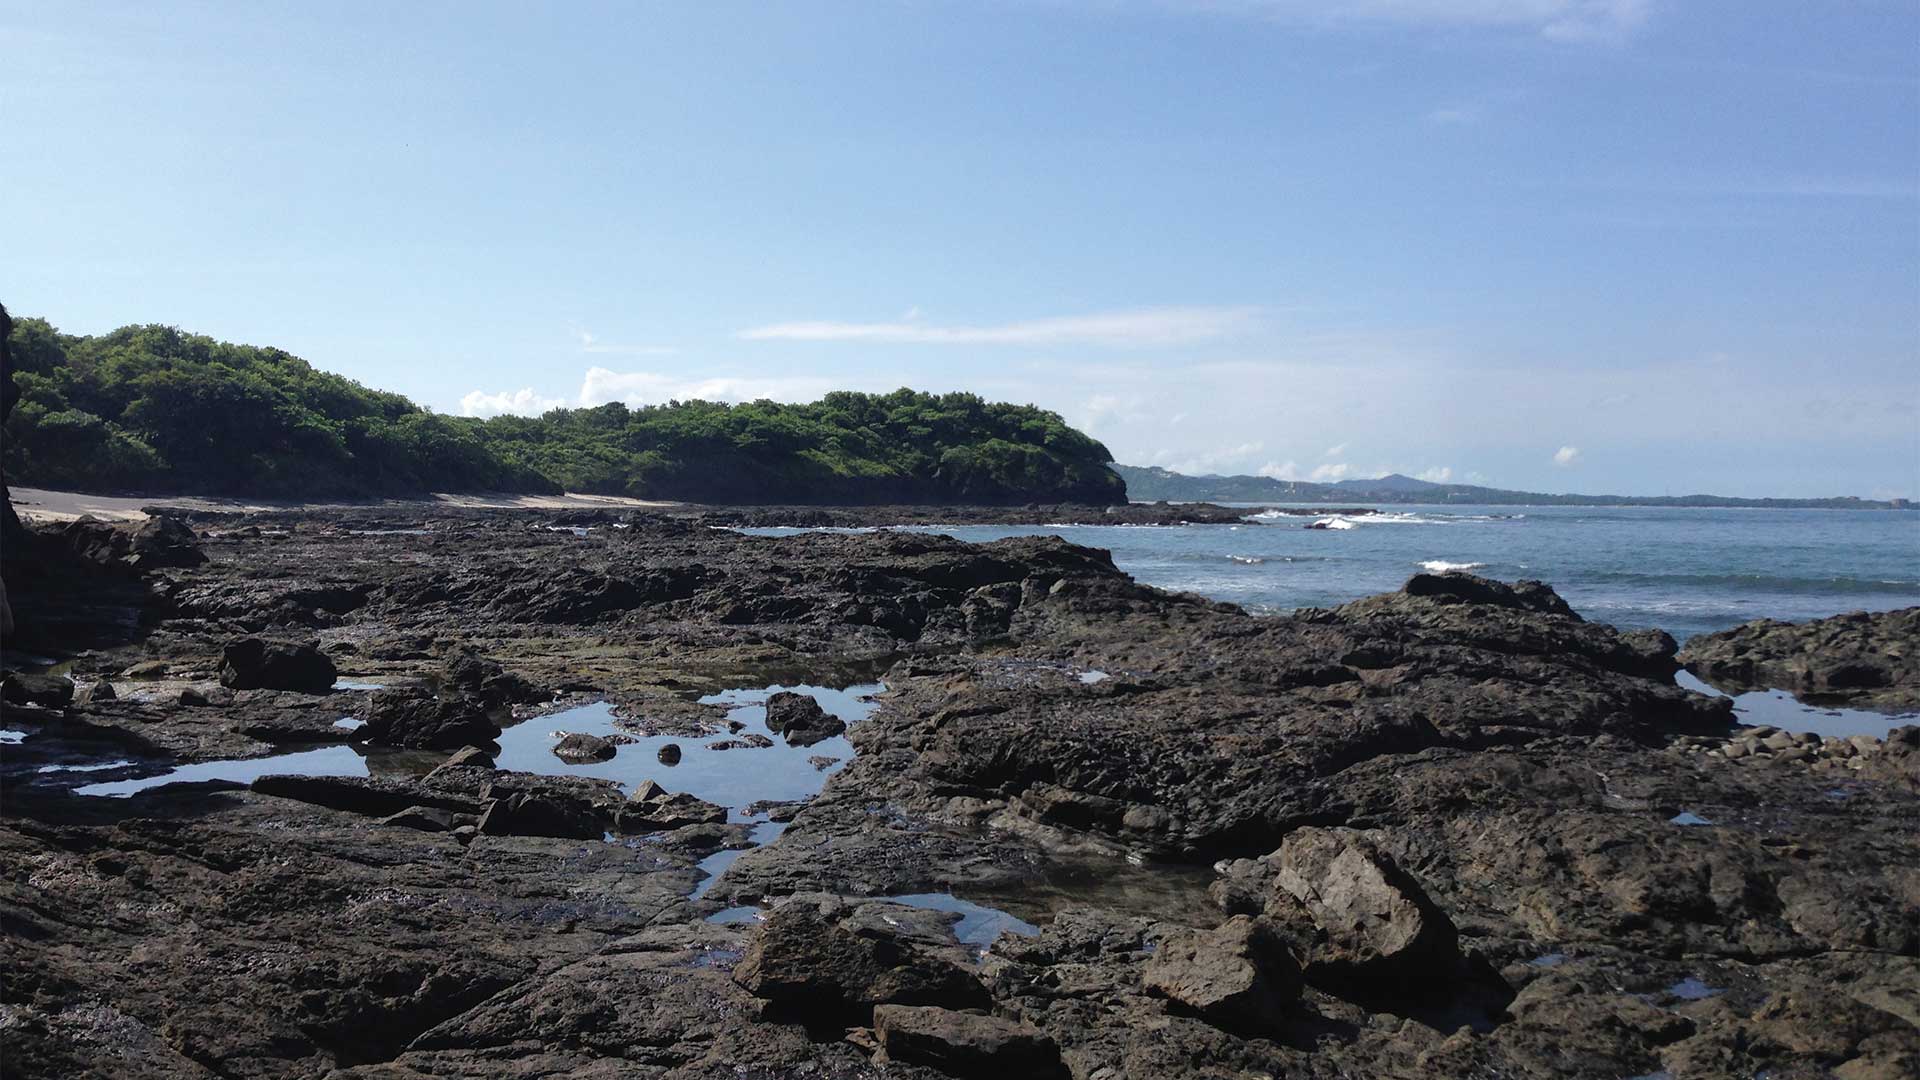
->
[1, 317, 1126, 505]
[1115, 464, 1904, 510]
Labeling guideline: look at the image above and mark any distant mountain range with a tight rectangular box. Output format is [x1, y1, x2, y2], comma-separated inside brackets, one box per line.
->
[1113, 465, 1909, 510]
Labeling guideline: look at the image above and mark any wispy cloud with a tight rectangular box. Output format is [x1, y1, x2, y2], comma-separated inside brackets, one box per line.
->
[1554, 445, 1582, 466]
[1183, 1, 1653, 42]
[1416, 465, 1455, 482]
[573, 328, 677, 357]
[1258, 460, 1358, 482]
[1160, 440, 1267, 475]
[738, 306, 1262, 348]
[1427, 106, 1480, 126]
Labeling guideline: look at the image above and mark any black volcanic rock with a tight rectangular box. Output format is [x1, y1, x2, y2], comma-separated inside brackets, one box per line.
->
[765, 691, 844, 747]
[217, 637, 336, 693]
[363, 688, 500, 749]
[1680, 607, 1920, 708]
[5, 515, 1917, 1080]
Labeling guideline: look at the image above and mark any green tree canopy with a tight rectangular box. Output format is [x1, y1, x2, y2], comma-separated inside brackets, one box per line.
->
[3, 317, 1126, 505]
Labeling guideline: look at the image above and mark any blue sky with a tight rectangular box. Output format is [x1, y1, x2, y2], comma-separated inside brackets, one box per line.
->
[5, 1, 1916, 497]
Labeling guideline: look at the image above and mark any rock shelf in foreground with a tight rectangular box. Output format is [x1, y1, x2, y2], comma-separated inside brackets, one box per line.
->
[1, 509, 1916, 1079]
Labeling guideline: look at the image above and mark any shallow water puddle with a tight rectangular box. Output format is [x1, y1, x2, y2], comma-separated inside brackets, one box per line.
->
[1666, 976, 1722, 1001]
[332, 679, 385, 692]
[493, 682, 881, 808]
[75, 744, 373, 797]
[1676, 670, 1915, 739]
[1668, 812, 1713, 827]
[0, 730, 26, 745]
[691, 821, 788, 900]
[882, 893, 1042, 946]
[698, 892, 1040, 951]
[706, 906, 765, 926]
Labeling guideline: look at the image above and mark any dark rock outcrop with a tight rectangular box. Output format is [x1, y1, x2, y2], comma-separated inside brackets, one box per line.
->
[617, 779, 727, 832]
[733, 894, 989, 1026]
[551, 732, 618, 762]
[873, 1004, 1064, 1076]
[476, 774, 622, 839]
[765, 691, 845, 747]
[59, 514, 208, 574]
[362, 689, 501, 749]
[217, 637, 336, 693]
[444, 650, 546, 707]
[1681, 607, 1920, 708]
[2, 672, 75, 709]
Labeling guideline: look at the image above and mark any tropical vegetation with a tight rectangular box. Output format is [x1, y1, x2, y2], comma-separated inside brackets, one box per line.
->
[2, 317, 1126, 504]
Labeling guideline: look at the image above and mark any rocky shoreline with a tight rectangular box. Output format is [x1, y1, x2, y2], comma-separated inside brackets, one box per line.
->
[3, 508, 1917, 1079]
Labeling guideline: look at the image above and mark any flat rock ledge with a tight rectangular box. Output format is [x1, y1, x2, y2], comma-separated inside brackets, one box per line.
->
[4, 510, 1918, 1080]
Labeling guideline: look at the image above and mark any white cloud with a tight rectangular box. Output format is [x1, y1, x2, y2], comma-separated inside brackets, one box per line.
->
[574, 328, 676, 357]
[577, 367, 841, 408]
[1427, 106, 1479, 126]
[1205, 1, 1653, 41]
[1416, 466, 1454, 482]
[1164, 441, 1266, 475]
[462, 367, 855, 417]
[459, 388, 567, 418]
[738, 306, 1262, 348]
[1324, 442, 1349, 458]
[1258, 460, 1361, 482]
[1553, 445, 1582, 466]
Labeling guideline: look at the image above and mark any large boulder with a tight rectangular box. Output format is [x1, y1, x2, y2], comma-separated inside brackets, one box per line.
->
[1266, 827, 1461, 987]
[733, 894, 989, 1024]
[362, 689, 500, 750]
[1, 672, 75, 709]
[872, 1005, 1063, 1077]
[59, 514, 207, 573]
[218, 637, 336, 693]
[765, 691, 845, 747]
[552, 732, 618, 763]
[1142, 915, 1300, 1034]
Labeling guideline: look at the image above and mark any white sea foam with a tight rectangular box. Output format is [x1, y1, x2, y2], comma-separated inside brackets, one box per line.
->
[1310, 517, 1359, 530]
[1420, 560, 1487, 573]
[1228, 554, 1266, 565]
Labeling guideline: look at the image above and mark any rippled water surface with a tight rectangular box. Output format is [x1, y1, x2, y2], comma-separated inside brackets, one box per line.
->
[742, 504, 1919, 640]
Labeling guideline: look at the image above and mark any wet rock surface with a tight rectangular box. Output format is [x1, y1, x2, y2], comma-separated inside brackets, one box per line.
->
[3, 506, 1917, 1078]
[1681, 606, 1920, 708]
[766, 689, 846, 746]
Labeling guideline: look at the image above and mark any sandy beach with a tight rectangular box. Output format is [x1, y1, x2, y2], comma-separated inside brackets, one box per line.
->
[5, 486, 681, 523]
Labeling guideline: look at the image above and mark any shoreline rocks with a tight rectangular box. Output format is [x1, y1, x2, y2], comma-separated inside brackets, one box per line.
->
[1680, 607, 1920, 709]
[3, 505, 1917, 1079]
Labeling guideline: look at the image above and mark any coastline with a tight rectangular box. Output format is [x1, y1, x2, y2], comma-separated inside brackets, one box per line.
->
[2, 505, 1916, 1077]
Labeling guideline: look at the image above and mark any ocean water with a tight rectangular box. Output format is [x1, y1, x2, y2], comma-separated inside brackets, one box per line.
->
[740, 504, 1920, 642]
